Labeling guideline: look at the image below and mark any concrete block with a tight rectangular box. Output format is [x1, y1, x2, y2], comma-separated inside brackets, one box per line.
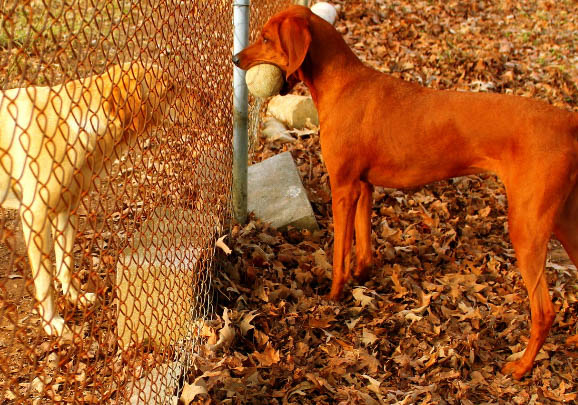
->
[267, 95, 319, 129]
[248, 151, 318, 231]
[116, 207, 218, 350]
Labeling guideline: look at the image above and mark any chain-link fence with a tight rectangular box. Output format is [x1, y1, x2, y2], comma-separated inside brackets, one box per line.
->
[246, 0, 293, 157]
[0, 0, 288, 403]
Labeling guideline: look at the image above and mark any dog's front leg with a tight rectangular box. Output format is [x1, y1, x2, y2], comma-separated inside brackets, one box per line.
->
[20, 206, 72, 341]
[328, 181, 360, 300]
[52, 210, 96, 308]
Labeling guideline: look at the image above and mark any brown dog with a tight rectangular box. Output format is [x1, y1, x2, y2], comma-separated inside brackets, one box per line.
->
[0, 62, 175, 341]
[233, 5, 578, 379]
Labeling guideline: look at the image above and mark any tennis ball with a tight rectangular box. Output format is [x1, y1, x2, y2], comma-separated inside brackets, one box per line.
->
[245, 64, 284, 98]
[311, 2, 338, 25]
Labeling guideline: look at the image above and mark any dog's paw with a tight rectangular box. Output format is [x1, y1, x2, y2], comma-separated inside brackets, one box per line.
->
[42, 317, 74, 343]
[326, 291, 342, 302]
[77, 292, 97, 308]
[353, 267, 372, 284]
[65, 289, 97, 308]
[501, 360, 530, 380]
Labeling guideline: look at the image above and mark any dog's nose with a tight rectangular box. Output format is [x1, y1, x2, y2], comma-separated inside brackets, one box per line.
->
[232, 54, 240, 66]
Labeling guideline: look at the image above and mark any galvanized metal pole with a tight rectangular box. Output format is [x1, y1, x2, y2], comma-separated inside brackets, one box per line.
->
[233, 0, 250, 224]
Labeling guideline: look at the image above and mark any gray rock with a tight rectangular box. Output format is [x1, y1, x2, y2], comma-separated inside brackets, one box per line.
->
[116, 207, 220, 350]
[248, 152, 318, 231]
[267, 95, 319, 129]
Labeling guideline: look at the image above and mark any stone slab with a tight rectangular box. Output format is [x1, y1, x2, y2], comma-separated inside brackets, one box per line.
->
[248, 151, 318, 231]
[267, 95, 319, 129]
[116, 207, 218, 350]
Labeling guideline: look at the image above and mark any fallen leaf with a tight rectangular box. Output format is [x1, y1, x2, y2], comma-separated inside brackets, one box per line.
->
[208, 308, 235, 351]
[352, 287, 374, 308]
[391, 265, 408, 297]
[361, 328, 378, 346]
[506, 348, 549, 362]
[362, 374, 382, 396]
[215, 235, 232, 254]
[253, 342, 280, 367]
[180, 378, 208, 405]
[313, 249, 332, 271]
[240, 310, 259, 336]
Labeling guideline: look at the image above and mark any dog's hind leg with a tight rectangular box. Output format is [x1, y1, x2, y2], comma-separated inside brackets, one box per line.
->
[500, 167, 569, 379]
[52, 210, 96, 308]
[353, 181, 373, 283]
[553, 180, 578, 346]
[554, 181, 578, 266]
[20, 205, 72, 341]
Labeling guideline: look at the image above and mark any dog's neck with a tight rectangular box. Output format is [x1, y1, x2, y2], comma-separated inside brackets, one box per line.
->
[297, 18, 366, 106]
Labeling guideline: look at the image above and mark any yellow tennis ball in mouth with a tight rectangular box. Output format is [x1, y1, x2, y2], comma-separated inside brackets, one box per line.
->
[245, 64, 284, 98]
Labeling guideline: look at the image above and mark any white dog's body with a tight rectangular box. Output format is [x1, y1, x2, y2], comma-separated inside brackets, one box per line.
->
[0, 63, 173, 340]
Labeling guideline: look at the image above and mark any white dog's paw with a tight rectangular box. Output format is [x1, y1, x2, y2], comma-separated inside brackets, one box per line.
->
[64, 288, 97, 308]
[42, 317, 73, 342]
[78, 292, 97, 307]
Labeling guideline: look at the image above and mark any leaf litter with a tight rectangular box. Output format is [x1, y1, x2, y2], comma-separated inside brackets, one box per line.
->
[186, 1, 577, 404]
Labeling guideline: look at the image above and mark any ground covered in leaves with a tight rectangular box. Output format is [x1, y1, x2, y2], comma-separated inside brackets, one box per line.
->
[186, 1, 577, 404]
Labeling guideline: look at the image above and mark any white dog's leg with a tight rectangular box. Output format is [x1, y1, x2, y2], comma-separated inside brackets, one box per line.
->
[52, 211, 96, 307]
[20, 206, 73, 341]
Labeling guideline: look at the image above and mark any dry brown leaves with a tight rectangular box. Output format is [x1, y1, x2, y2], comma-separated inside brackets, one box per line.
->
[186, 0, 577, 404]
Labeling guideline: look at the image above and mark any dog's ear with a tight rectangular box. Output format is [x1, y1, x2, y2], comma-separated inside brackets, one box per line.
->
[103, 64, 122, 122]
[127, 63, 153, 134]
[279, 17, 311, 80]
[104, 63, 143, 133]
[105, 63, 176, 134]
[140, 65, 176, 127]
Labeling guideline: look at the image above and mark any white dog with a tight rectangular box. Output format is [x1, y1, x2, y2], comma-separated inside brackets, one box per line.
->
[0, 62, 175, 340]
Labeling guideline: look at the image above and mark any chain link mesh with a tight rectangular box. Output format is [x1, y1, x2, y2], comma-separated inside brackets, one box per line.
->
[246, 0, 291, 158]
[0, 0, 288, 403]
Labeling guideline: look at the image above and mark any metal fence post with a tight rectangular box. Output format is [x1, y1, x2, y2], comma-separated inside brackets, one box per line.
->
[233, 0, 250, 224]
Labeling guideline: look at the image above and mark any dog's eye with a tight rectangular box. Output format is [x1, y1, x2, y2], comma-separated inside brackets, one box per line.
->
[263, 38, 269, 44]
